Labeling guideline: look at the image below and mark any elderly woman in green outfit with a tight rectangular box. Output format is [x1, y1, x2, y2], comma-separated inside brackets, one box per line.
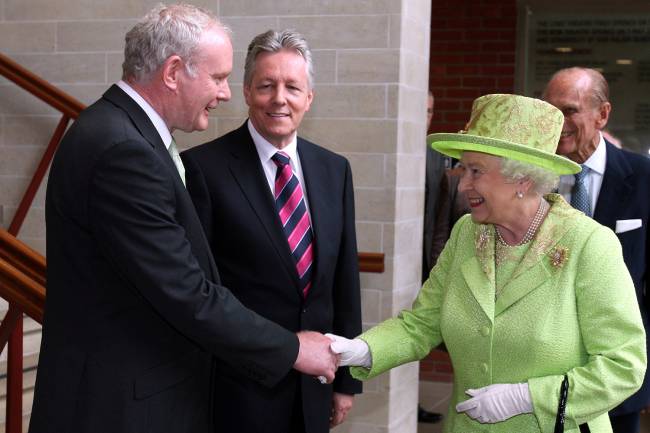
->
[329, 94, 646, 433]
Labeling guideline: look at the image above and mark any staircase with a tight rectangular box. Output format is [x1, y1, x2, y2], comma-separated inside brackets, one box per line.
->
[0, 314, 40, 432]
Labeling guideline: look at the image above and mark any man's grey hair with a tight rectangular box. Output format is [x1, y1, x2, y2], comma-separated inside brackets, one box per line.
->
[122, 3, 229, 82]
[243, 29, 314, 89]
[543, 67, 610, 109]
[500, 158, 559, 194]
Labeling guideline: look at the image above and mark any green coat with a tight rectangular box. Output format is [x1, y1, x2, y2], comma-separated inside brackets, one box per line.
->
[352, 195, 646, 433]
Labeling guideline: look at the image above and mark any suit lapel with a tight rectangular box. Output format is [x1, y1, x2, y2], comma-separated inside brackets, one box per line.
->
[102, 85, 219, 282]
[495, 195, 578, 315]
[593, 141, 634, 230]
[227, 125, 301, 290]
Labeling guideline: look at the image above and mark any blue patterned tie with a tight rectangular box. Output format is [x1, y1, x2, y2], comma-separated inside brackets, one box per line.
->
[571, 166, 591, 216]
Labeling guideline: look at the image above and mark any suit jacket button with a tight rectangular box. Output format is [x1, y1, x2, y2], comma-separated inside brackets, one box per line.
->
[302, 308, 307, 313]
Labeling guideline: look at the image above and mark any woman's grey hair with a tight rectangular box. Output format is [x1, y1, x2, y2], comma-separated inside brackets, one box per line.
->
[243, 29, 314, 89]
[500, 158, 559, 194]
[122, 3, 229, 82]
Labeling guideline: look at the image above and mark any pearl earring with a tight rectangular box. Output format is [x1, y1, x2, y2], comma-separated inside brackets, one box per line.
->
[516, 191, 524, 199]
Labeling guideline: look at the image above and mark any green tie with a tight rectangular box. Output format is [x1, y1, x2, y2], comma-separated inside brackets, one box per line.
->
[168, 138, 186, 186]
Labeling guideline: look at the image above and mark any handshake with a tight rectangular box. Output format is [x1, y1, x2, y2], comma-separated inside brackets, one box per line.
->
[293, 331, 371, 383]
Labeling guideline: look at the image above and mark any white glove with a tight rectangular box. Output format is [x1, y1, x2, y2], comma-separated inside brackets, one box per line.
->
[455, 383, 533, 423]
[326, 333, 372, 368]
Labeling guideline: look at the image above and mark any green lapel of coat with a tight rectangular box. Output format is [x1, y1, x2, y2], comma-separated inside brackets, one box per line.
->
[463, 224, 497, 322]
[495, 194, 580, 315]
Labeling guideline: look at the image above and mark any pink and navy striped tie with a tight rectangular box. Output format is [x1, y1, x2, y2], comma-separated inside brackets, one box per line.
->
[271, 151, 313, 297]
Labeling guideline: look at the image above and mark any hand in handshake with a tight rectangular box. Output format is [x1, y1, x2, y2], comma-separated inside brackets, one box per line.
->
[326, 333, 371, 368]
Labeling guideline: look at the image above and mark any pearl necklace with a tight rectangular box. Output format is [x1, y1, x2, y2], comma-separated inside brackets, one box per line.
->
[496, 199, 549, 246]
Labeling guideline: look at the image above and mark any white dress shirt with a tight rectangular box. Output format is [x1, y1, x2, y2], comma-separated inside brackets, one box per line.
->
[116, 81, 186, 184]
[558, 132, 607, 213]
[247, 120, 312, 216]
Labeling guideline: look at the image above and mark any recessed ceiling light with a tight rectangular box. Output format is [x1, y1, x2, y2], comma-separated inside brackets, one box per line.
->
[555, 47, 573, 53]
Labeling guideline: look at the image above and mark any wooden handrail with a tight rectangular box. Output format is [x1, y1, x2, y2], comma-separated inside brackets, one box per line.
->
[0, 53, 84, 119]
[0, 229, 46, 287]
[358, 252, 385, 273]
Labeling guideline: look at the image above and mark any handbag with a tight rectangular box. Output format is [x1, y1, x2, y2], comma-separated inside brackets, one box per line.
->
[553, 375, 590, 433]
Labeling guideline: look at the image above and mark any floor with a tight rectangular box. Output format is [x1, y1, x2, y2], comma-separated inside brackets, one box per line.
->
[417, 380, 650, 433]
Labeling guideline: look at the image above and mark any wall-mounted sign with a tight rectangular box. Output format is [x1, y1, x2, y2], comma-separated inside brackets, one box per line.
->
[524, 14, 650, 154]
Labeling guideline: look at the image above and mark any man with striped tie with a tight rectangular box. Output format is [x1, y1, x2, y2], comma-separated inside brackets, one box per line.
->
[181, 29, 362, 433]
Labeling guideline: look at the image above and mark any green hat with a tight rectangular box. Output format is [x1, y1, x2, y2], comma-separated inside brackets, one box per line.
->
[427, 94, 580, 175]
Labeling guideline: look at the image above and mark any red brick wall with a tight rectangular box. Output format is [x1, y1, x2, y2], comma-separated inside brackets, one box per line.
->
[420, 0, 517, 383]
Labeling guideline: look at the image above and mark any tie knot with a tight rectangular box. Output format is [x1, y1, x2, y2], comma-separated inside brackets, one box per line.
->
[574, 166, 589, 182]
[272, 151, 290, 168]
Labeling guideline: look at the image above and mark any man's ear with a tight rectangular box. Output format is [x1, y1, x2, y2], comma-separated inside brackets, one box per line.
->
[596, 101, 611, 130]
[161, 55, 184, 92]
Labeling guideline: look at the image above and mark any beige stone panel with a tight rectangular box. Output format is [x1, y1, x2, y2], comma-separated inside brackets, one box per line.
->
[404, 0, 432, 23]
[230, 50, 246, 85]
[215, 117, 247, 136]
[392, 153, 425, 188]
[355, 187, 394, 222]
[222, 16, 279, 51]
[308, 85, 385, 118]
[400, 16, 430, 56]
[344, 387, 389, 425]
[400, 50, 429, 89]
[388, 14, 401, 50]
[338, 50, 399, 84]
[331, 421, 387, 433]
[57, 20, 135, 52]
[361, 288, 381, 325]
[58, 84, 109, 106]
[0, 176, 30, 209]
[394, 251, 422, 288]
[312, 50, 336, 84]
[211, 84, 248, 118]
[4, 0, 190, 20]
[220, 0, 398, 17]
[11, 54, 106, 84]
[386, 219, 423, 258]
[0, 146, 44, 176]
[18, 237, 45, 256]
[0, 85, 56, 115]
[360, 260, 393, 293]
[386, 84, 398, 119]
[355, 221, 382, 252]
[397, 86, 426, 124]
[397, 120, 428, 155]
[299, 118, 397, 154]
[382, 284, 420, 317]
[0, 22, 56, 53]
[4, 116, 60, 146]
[107, 53, 125, 83]
[277, 16, 389, 50]
[173, 122, 218, 151]
[345, 153, 384, 188]
[16, 206, 45, 239]
[395, 187, 423, 220]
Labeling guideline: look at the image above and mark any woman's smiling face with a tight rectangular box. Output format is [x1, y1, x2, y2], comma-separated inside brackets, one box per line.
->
[458, 151, 521, 226]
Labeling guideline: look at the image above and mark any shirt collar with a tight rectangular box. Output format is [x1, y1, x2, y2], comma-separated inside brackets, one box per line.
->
[247, 119, 298, 163]
[581, 132, 606, 176]
[116, 80, 173, 150]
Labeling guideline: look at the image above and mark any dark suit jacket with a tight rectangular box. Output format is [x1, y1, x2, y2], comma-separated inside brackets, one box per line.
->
[29, 86, 299, 433]
[181, 123, 362, 433]
[422, 147, 450, 282]
[594, 141, 650, 415]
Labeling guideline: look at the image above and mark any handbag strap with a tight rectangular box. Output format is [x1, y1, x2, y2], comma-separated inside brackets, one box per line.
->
[554, 375, 569, 433]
